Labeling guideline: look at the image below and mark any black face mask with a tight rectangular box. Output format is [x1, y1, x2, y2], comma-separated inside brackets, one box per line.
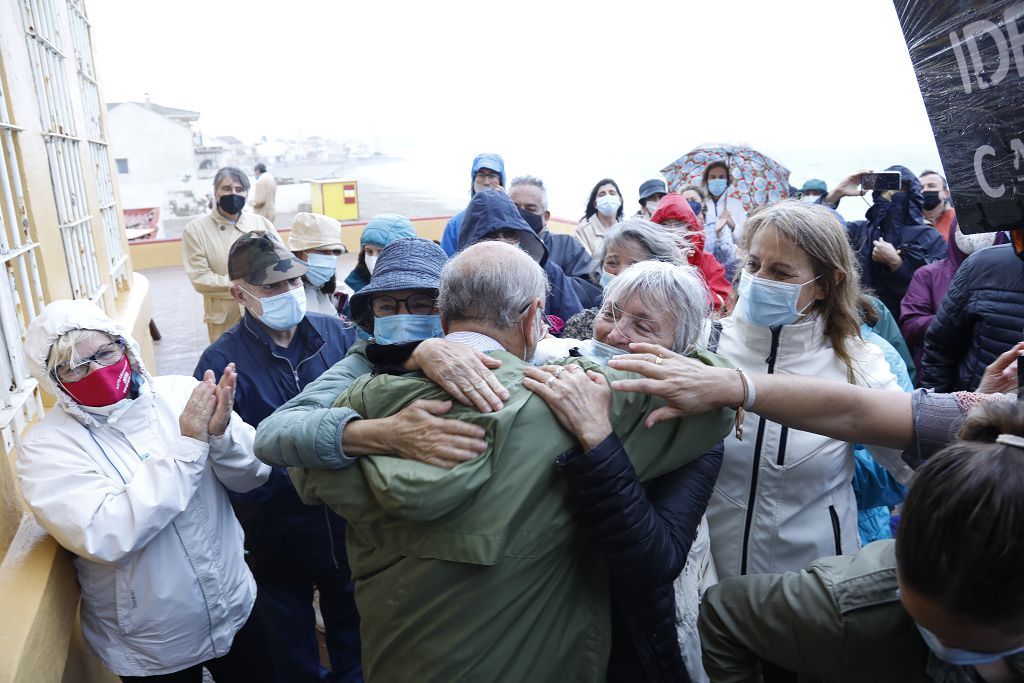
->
[518, 207, 545, 234]
[922, 191, 943, 211]
[218, 194, 246, 215]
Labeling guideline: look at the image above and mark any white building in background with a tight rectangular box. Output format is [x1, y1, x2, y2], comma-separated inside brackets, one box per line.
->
[106, 98, 201, 220]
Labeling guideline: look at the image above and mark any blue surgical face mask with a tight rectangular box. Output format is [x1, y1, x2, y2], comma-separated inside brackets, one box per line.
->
[595, 194, 621, 217]
[737, 270, 818, 328]
[707, 178, 728, 197]
[582, 337, 625, 366]
[304, 253, 337, 288]
[915, 624, 1024, 667]
[600, 270, 616, 289]
[247, 285, 306, 331]
[687, 199, 703, 215]
[373, 314, 444, 345]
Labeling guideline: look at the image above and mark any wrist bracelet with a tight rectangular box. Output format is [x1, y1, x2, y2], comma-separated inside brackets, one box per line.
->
[743, 371, 757, 411]
[733, 368, 749, 441]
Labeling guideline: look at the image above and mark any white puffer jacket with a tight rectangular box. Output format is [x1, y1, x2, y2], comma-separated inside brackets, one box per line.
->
[15, 300, 270, 677]
[708, 306, 911, 579]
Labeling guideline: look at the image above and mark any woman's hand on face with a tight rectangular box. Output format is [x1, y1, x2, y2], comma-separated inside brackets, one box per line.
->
[207, 364, 237, 437]
[608, 342, 742, 428]
[179, 374, 217, 442]
[523, 364, 612, 452]
[411, 338, 509, 413]
[977, 341, 1024, 395]
[383, 399, 488, 469]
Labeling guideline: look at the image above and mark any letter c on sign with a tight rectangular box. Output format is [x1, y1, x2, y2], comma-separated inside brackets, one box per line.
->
[975, 145, 1006, 198]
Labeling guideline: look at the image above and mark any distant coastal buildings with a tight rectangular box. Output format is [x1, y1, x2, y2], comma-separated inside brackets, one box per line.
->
[106, 95, 376, 227]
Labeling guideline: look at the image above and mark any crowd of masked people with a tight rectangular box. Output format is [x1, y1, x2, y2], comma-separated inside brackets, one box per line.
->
[12, 153, 1024, 683]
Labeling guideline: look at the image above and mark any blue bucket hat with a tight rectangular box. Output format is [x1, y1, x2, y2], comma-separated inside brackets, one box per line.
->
[360, 214, 417, 248]
[800, 179, 828, 194]
[348, 238, 447, 331]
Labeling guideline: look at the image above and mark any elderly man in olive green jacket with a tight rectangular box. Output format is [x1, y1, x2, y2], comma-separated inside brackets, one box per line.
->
[290, 242, 734, 682]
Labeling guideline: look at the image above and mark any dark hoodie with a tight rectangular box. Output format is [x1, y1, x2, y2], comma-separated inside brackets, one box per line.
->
[456, 189, 584, 324]
[518, 209, 603, 309]
[844, 165, 946, 316]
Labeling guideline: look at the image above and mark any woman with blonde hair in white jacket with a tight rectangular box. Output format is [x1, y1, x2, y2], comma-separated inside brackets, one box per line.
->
[705, 201, 911, 580]
[15, 300, 272, 682]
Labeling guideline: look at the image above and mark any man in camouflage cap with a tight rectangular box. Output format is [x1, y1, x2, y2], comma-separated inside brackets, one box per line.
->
[228, 231, 308, 287]
[194, 231, 362, 681]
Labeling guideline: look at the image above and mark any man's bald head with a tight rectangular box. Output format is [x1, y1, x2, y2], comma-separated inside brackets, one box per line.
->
[439, 242, 548, 327]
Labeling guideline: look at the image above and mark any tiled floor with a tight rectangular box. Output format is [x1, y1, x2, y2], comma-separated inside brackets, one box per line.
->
[142, 266, 209, 377]
[143, 255, 359, 377]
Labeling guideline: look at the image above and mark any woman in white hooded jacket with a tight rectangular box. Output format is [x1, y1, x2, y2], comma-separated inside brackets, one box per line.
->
[707, 201, 913, 579]
[15, 300, 272, 682]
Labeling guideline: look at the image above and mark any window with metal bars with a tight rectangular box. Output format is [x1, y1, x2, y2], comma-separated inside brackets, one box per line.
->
[21, 0, 108, 304]
[0, 71, 48, 442]
[67, 0, 128, 288]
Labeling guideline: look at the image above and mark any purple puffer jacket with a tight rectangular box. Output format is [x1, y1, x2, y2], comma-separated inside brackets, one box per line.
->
[899, 217, 1006, 372]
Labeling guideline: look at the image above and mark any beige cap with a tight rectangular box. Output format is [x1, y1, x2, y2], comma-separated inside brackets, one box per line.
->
[287, 212, 344, 252]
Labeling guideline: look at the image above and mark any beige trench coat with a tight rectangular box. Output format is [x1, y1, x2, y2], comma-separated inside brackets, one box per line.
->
[181, 209, 280, 342]
[252, 173, 277, 224]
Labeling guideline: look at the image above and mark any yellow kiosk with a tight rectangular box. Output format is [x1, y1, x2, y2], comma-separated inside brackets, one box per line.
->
[310, 178, 360, 221]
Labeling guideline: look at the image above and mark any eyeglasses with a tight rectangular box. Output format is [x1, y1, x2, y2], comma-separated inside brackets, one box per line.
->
[474, 170, 501, 182]
[603, 302, 669, 345]
[371, 294, 438, 317]
[54, 339, 127, 383]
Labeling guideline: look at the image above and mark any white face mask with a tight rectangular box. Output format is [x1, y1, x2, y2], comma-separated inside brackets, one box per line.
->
[596, 194, 621, 217]
[645, 199, 660, 215]
[954, 229, 997, 255]
[365, 254, 378, 274]
[800, 194, 820, 203]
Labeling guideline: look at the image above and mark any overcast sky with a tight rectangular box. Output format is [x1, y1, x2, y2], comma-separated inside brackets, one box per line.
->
[87, 0, 945, 215]
[89, 0, 938, 150]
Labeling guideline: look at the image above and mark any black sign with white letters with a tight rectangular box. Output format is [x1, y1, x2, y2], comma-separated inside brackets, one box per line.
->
[892, 0, 1024, 233]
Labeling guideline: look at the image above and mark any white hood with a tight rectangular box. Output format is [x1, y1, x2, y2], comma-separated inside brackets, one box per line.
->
[26, 299, 152, 422]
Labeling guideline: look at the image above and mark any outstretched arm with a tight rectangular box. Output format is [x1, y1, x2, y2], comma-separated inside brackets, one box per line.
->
[608, 343, 914, 450]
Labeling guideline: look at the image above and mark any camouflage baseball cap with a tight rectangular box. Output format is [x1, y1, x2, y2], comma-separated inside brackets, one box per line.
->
[228, 232, 308, 284]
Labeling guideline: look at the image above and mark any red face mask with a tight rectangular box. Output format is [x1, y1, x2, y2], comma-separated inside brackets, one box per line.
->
[61, 355, 132, 407]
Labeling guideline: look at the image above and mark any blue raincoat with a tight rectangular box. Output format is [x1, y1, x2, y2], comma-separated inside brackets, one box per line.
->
[440, 153, 506, 256]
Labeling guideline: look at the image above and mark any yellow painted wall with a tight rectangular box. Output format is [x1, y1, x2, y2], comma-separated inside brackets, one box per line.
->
[0, 1, 150, 680]
[130, 215, 581, 270]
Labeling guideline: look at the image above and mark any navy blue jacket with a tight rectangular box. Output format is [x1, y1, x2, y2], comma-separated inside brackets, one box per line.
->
[457, 189, 584, 322]
[919, 244, 1024, 391]
[558, 435, 724, 683]
[194, 312, 356, 578]
[844, 166, 946, 317]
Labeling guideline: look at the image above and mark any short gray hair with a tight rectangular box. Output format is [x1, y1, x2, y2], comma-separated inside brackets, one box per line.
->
[508, 175, 548, 211]
[214, 166, 250, 191]
[439, 241, 549, 328]
[596, 218, 684, 268]
[599, 260, 710, 353]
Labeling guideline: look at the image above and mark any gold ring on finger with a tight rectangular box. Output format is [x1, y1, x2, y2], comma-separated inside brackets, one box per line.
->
[553, 367, 566, 379]
[545, 375, 557, 386]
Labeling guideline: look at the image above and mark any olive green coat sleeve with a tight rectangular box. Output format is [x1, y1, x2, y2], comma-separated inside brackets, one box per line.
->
[253, 342, 371, 469]
[699, 541, 932, 683]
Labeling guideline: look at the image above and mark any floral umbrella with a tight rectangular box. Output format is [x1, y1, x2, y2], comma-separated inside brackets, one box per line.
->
[660, 144, 791, 212]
